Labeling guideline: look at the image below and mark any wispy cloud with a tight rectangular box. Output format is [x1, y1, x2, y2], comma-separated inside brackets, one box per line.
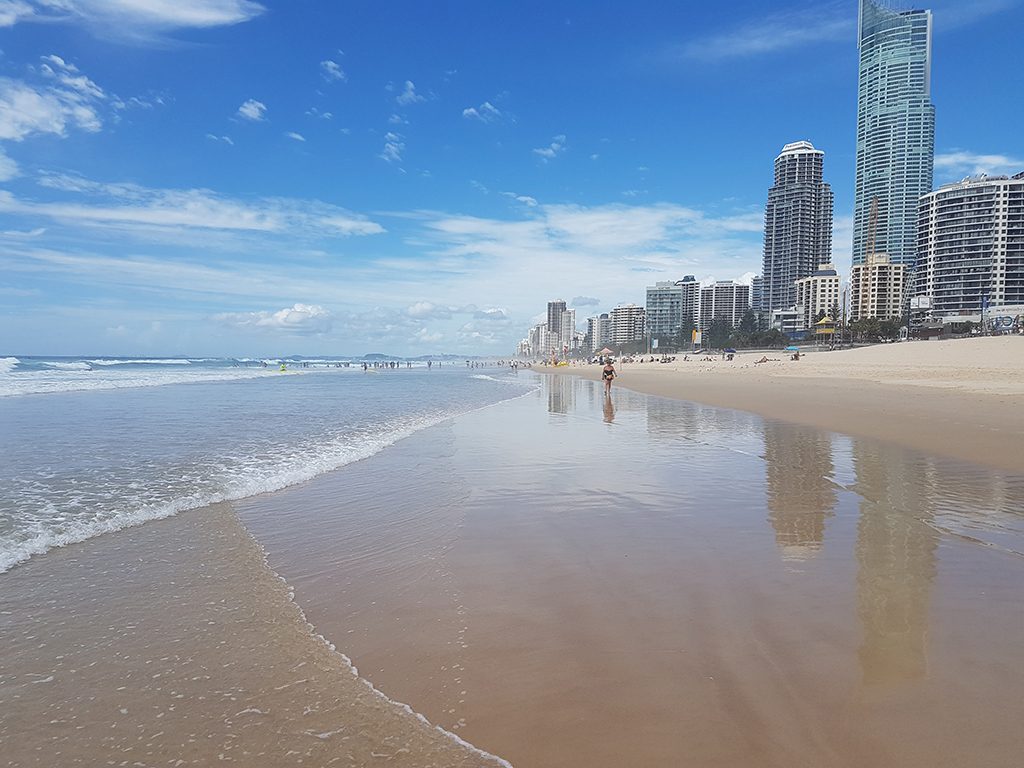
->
[285, 131, 305, 142]
[1, 0, 265, 36]
[236, 98, 266, 121]
[673, 5, 852, 62]
[4, 174, 385, 238]
[214, 303, 332, 334]
[462, 101, 502, 123]
[501, 192, 538, 207]
[934, 149, 1023, 178]
[379, 132, 404, 163]
[306, 107, 332, 120]
[0, 147, 19, 181]
[396, 80, 425, 105]
[320, 59, 346, 82]
[205, 133, 234, 145]
[0, 54, 113, 141]
[532, 134, 566, 161]
[572, 296, 600, 307]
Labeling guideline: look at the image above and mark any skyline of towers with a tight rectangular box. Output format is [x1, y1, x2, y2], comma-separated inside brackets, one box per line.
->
[761, 141, 834, 312]
[853, 0, 935, 268]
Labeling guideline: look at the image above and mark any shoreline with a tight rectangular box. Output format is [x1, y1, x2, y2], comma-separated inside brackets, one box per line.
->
[543, 336, 1024, 474]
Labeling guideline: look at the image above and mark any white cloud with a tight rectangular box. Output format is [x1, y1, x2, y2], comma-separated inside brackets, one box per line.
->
[205, 133, 234, 145]
[532, 134, 566, 161]
[2, 0, 265, 34]
[379, 131, 404, 163]
[413, 327, 443, 344]
[674, 6, 852, 62]
[320, 59, 346, 82]
[306, 107, 332, 120]
[462, 101, 501, 122]
[285, 131, 305, 142]
[934, 150, 1023, 178]
[572, 296, 600, 307]
[0, 69, 103, 141]
[396, 80, 425, 105]
[0, 147, 19, 181]
[215, 303, 333, 334]
[4, 175, 385, 237]
[406, 301, 451, 320]
[387, 113, 407, 125]
[501, 191, 537, 207]
[237, 98, 266, 121]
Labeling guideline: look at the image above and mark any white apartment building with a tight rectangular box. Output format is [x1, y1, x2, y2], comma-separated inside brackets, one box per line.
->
[609, 304, 646, 346]
[915, 173, 1024, 318]
[699, 281, 750, 332]
[645, 276, 699, 343]
[586, 314, 610, 352]
[850, 253, 905, 321]
[795, 263, 841, 331]
[558, 308, 576, 355]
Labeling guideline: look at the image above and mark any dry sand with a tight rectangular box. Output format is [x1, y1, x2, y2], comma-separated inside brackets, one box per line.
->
[553, 336, 1024, 473]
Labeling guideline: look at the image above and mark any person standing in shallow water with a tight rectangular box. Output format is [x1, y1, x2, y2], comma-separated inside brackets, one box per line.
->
[602, 359, 617, 393]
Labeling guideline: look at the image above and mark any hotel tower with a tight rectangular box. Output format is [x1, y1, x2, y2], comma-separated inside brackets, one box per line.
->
[853, 0, 935, 268]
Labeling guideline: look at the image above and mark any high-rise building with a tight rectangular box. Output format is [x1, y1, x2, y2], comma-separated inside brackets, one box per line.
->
[915, 173, 1024, 318]
[586, 314, 611, 353]
[546, 299, 567, 350]
[853, 0, 935, 268]
[645, 276, 699, 343]
[795, 263, 842, 332]
[558, 308, 576, 355]
[608, 304, 645, 346]
[761, 141, 834, 311]
[750, 275, 765, 314]
[850, 253, 906, 321]
[699, 281, 750, 332]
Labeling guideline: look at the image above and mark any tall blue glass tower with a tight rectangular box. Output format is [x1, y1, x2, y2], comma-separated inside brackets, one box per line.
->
[853, 0, 935, 268]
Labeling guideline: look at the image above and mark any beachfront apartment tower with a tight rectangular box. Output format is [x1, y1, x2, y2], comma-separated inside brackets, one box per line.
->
[699, 281, 751, 332]
[761, 141, 834, 311]
[850, 253, 906, 321]
[645, 276, 699, 344]
[915, 173, 1024, 318]
[558, 308, 576, 355]
[853, 0, 934, 269]
[586, 314, 611, 353]
[795, 263, 842, 332]
[546, 299, 567, 347]
[609, 304, 646, 346]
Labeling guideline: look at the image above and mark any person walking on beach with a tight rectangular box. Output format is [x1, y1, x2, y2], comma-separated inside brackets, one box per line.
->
[602, 359, 617, 393]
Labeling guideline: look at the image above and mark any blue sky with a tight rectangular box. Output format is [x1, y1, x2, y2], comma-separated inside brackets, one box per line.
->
[1, 0, 1021, 356]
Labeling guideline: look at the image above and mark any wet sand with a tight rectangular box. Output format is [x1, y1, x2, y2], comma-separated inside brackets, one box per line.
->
[552, 336, 1024, 473]
[0, 502, 507, 768]
[239, 380, 1024, 768]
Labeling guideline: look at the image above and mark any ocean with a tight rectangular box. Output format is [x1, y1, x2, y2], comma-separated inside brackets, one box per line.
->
[0, 356, 534, 573]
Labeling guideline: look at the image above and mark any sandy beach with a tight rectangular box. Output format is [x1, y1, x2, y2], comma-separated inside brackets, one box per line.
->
[551, 336, 1024, 473]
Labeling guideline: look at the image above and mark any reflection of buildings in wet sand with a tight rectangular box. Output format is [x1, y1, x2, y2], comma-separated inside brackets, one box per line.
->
[546, 374, 577, 415]
[762, 422, 837, 561]
[644, 396, 759, 443]
[853, 443, 938, 684]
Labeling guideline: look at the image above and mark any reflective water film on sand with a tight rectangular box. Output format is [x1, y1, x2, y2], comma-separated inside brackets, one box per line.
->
[3, 374, 1023, 767]
[241, 375, 1024, 768]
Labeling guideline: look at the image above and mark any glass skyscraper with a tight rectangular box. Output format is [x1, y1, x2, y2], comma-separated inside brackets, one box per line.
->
[853, 0, 935, 268]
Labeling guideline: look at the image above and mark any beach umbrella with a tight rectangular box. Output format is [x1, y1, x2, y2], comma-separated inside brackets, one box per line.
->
[599, 347, 614, 355]
[724, 348, 737, 354]
[785, 345, 799, 351]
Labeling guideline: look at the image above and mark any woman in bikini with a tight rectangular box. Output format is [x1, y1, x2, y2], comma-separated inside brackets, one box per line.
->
[602, 360, 617, 393]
